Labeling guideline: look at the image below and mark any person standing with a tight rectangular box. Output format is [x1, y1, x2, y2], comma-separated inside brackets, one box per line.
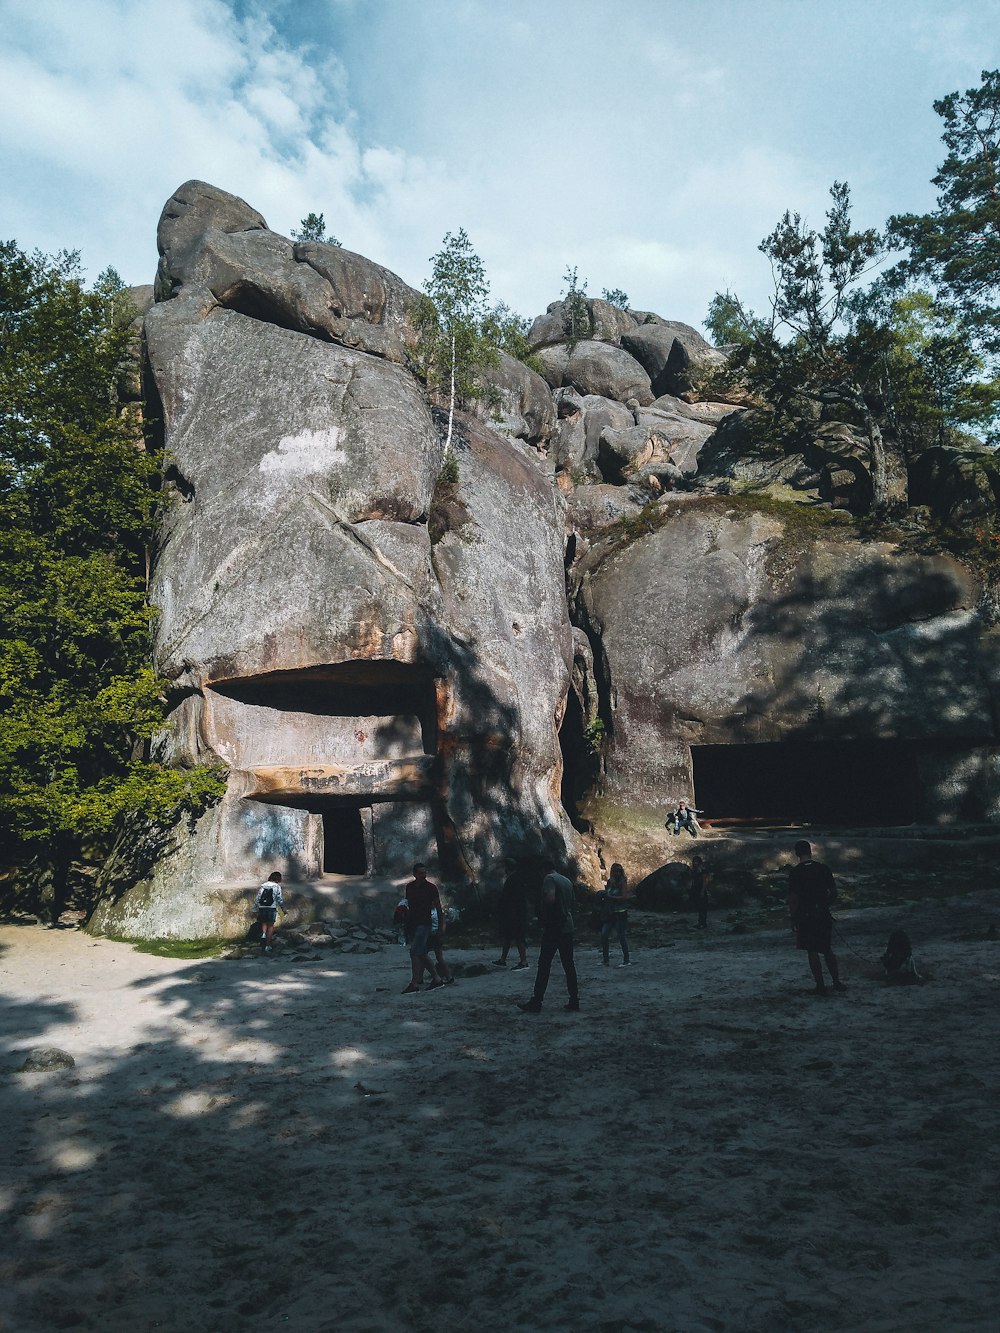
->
[494, 857, 530, 970]
[788, 840, 845, 995]
[255, 871, 285, 954]
[519, 861, 579, 1013]
[402, 863, 445, 995]
[691, 854, 710, 929]
[601, 862, 631, 966]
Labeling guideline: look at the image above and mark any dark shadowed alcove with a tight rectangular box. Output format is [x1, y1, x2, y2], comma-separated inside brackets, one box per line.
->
[691, 740, 921, 826]
[322, 807, 368, 874]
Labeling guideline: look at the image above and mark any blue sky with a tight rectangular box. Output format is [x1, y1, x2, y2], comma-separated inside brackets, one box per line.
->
[1, 0, 996, 332]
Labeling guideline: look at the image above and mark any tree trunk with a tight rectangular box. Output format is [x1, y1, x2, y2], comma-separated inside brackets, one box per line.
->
[445, 331, 455, 457]
[854, 385, 907, 515]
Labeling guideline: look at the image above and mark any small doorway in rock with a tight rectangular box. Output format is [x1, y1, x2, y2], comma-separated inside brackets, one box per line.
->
[322, 808, 367, 875]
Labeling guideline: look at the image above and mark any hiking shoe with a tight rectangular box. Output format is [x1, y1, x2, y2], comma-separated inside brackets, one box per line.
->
[401, 983, 422, 995]
[444, 976, 456, 985]
[517, 1000, 542, 1013]
[492, 959, 507, 967]
[264, 945, 273, 954]
[618, 961, 632, 967]
[832, 981, 847, 992]
[427, 978, 444, 990]
[513, 962, 529, 971]
[564, 1000, 580, 1012]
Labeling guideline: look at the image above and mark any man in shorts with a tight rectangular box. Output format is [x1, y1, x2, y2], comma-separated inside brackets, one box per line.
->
[518, 860, 579, 1013]
[402, 864, 446, 994]
[788, 841, 845, 995]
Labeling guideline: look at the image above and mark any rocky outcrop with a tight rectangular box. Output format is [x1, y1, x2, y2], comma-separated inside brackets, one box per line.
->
[536, 341, 654, 405]
[571, 496, 1000, 834]
[92, 182, 575, 940]
[90, 181, 1000, 938]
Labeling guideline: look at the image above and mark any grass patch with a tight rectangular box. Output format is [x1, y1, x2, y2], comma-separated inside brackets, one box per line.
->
[125, 936, 232, 959]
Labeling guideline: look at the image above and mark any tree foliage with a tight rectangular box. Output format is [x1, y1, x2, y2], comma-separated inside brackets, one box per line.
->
[889, 69, 1000, 355]
[601, 287, 630, 310]
[709, 183, 907, 513]
[0, 244, 224, 917]
[561, 265, 591, 345]
[414, 229, 502, 460]
[292, 212, 341, 246]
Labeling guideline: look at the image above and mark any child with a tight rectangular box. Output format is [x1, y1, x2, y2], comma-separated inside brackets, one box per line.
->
[255, 871, 285, 953]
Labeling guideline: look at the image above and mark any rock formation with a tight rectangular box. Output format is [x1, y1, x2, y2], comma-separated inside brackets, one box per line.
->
[91, 181, 1000, 936]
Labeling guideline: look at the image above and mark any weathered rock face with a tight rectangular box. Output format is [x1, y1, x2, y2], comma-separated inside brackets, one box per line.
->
[572, 497, 1000, 857]
[92, 182, 575, 940]
[91, 181, 1000, 937]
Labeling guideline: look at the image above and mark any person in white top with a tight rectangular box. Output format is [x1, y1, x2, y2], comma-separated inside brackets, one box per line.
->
[254, 871, 285, 953]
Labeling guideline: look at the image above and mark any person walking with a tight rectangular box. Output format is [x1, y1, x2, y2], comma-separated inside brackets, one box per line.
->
[518, 861, 579, 1013]
[788, 840, 845, 995]
[494, 857, 530, 970]
[401, 864, 445, 995]
[601, 862, 631, 966]
[255, 871, 285, 953]
[691, 854, 710, 929]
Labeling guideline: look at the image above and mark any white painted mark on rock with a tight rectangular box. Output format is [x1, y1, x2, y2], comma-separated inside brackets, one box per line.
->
[259, 427, 344, 475]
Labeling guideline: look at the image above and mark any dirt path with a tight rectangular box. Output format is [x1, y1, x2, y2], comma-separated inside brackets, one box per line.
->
[1, 890, 998, 1332]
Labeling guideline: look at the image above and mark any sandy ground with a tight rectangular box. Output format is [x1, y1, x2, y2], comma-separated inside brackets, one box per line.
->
[1, 891, 998, 1333]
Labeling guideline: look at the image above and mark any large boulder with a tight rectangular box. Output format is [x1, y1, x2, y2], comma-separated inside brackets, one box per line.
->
[154, 179, 421, 365]
[536, 341, 654, 406]
[474, 350, 555, 450]
[621, 322, 728, 399]
[572, 496, 1000, 828]
[909, 445, 1000, 523]
[91, 183, 576, 940]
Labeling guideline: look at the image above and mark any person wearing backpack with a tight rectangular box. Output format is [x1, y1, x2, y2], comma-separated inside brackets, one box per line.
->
[255, 871, 285, 954]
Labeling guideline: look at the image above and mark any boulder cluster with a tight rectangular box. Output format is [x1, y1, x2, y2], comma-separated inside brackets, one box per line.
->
[91, 182, 1000, 939]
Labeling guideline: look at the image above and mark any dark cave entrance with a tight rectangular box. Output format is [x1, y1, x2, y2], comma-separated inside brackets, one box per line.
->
[558, 690, 601, 830]
[691, 740, 920, 826]
[322, 807, 368, 875]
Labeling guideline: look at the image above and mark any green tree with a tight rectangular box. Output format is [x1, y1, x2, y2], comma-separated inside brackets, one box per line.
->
[0, 243, 223, 920]
[415, 228, 500, 461]
[561, 265, 591, 345]
[709, 182, 907, 514]
[292, 212, 341, 246]
[601, 287, 630, 310]
[889, 70, 1000, 356]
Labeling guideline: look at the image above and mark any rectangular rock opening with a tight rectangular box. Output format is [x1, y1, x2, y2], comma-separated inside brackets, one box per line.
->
[691, 740, 921, 826]
[209, 662, 438, 767]
[322, 807, 368, 875]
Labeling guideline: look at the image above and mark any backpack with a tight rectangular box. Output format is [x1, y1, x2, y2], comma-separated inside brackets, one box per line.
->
[259, 884, 275, 907]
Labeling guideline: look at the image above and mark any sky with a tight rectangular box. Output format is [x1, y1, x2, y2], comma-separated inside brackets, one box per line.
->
[1, 0, 997, 334]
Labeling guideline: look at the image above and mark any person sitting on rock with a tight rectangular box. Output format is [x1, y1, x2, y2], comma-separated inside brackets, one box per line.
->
[668, 801, 703, 837]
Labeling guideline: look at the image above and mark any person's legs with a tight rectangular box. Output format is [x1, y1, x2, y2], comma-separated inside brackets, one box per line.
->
[698, 905, 707, 928]
[407, 924, 432, 988]
[601, 922, 611, 965]
[617, 916, 629, 963]
[807, 950, 826, 992]
[824, 950, 844, 989]
[557, 933, 579, 1007]
[514, 932, 528, 968]
[529, 932, 558, 1007]
[432, 942, 452, 982]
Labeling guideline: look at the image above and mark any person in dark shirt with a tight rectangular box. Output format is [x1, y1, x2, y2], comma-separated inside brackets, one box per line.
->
[518, 861, 579, 1013]
[788, 840, 845, 995]
[494, 857, 530, 970]
[401, 863, 445, 995]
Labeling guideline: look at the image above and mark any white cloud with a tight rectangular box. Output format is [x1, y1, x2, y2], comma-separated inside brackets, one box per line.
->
[1, 0, 997, 339]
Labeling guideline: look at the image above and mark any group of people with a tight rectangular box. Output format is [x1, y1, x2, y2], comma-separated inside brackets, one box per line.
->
[252, 835, 848, 1007]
